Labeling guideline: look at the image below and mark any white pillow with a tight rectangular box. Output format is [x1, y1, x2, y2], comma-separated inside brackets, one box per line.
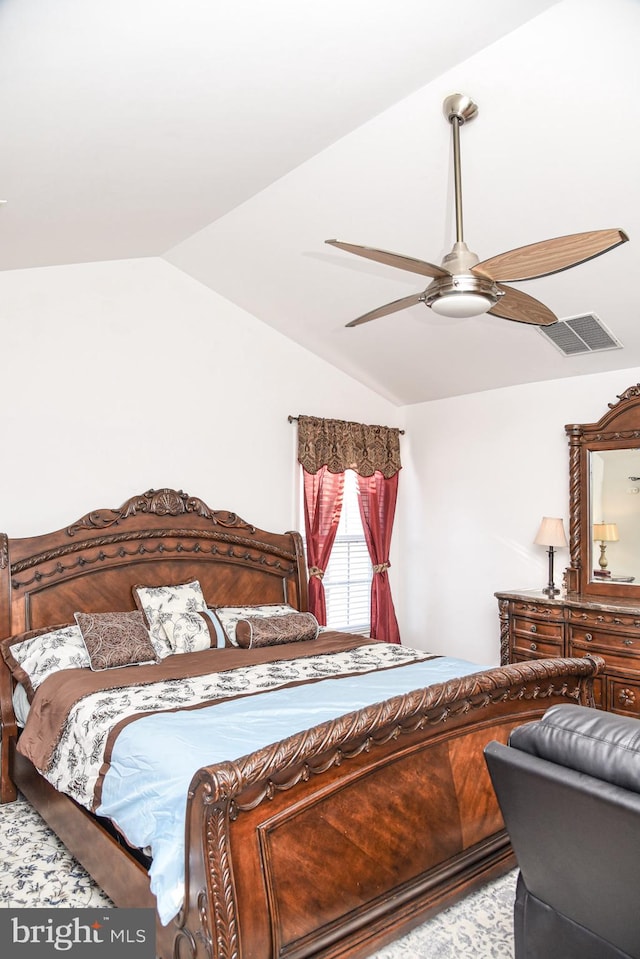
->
[1, 624, 89, 700]
[155, 611, 218, 655]
[133, 580, 208, 659]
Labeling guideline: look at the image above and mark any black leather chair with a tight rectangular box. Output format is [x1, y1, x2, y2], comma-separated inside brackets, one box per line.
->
[485, 704, 640, 959]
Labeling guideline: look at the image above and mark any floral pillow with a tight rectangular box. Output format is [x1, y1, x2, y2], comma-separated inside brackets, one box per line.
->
[75, 611, 158, 671]
[211, 604, 298, 647]
[150, 610, 221, 655]
[0, 624, 90, 701]
[235, 611, 320, 649]
[132, 580, 208, 659]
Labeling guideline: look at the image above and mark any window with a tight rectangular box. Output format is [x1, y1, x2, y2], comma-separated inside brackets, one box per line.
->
[302, 469, 372, 634]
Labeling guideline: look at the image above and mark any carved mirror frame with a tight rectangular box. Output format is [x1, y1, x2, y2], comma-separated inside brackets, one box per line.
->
[565, 384, 640, 597]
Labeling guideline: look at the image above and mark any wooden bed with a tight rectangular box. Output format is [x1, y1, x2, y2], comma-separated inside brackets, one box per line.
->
[0, 487, 602, 959]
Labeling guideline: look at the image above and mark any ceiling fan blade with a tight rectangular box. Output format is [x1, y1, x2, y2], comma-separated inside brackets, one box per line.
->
[345, 292, 425, 328]
[488, 284, 558, 326]
[474, 229, 629, 282]
[326, 239, 449, 279]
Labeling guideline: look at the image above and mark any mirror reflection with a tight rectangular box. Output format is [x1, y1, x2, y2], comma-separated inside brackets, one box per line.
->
[590, 449, 640, 584]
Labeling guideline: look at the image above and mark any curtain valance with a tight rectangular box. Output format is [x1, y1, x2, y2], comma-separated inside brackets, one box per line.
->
[296, 415, 402, 479]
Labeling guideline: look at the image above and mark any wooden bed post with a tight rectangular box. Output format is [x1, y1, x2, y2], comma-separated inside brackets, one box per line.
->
[163, 768, 240, 959]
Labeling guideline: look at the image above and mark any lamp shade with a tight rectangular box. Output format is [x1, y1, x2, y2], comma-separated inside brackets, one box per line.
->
[593, 523, 619, 542]
[534, 516, 568, 548]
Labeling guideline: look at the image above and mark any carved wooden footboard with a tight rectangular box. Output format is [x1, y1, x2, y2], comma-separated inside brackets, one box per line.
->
[164, 656, 601, 959]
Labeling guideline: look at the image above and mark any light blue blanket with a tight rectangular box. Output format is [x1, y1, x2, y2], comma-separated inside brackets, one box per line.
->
[97, 654, 483, 924]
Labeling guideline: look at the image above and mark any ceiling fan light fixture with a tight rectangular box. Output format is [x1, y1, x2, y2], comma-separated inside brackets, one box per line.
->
[429, 291, 495, 318]
[424, 272, 499, 318]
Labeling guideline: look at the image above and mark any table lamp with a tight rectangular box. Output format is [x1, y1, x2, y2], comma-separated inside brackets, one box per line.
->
[534, 516, 568, 596]
[592, 522, 619, 569]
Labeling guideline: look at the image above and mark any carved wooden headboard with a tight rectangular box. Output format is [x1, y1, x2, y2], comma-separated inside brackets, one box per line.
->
[0, 488, 308, 639]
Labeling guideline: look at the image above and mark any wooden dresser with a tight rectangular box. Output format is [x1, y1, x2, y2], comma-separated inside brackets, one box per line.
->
[496, 589, 640, 718]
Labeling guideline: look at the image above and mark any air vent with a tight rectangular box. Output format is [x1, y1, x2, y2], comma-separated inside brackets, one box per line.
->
[538, 313, 623, 356]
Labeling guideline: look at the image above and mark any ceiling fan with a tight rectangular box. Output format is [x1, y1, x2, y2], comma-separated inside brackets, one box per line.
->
[326, 94, 628, 328]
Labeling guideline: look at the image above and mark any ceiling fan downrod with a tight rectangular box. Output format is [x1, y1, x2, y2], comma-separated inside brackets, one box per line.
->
[443, 93, 478, 247]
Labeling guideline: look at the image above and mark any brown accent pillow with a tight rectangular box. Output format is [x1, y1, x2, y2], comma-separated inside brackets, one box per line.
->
[211, 603, 296, 646]
[235, 611, 320, 649]
[74, 611, 158, 671]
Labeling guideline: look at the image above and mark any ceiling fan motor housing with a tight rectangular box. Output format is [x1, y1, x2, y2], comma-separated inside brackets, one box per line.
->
[424, 273, 501, 317]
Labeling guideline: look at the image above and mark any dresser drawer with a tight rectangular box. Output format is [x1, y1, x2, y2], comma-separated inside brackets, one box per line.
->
[609, 678, 640, 718]
[568, 608, 640, 631]
[512, 635, 563, 659]
[570, 626, 640, 657]
[570, 642, 640, 681]
[511, 642, 562, 662]
[513, 617, 563, 641]
[512, 601, 564, 622]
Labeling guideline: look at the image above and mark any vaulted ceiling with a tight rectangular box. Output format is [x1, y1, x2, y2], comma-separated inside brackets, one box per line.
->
[1, 0, 638, 404]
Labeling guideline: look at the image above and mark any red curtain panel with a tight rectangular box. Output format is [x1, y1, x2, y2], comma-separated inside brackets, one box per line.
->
[356, 470, 401, 644]
[302, 466, 345, 625]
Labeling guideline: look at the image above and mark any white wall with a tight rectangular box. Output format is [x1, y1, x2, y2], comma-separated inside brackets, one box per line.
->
[0, 257, 401, 538]
[396, 367, 640, 666]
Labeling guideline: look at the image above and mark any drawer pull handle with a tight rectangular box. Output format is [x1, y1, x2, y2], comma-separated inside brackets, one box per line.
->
[584, 633, 593, 642]
[614, 618, 623, 625]
[529, 642, 537, 651]
[624, 639, 633, 647]
[618, 688, 636, 708]
[530, 624, 537, 633]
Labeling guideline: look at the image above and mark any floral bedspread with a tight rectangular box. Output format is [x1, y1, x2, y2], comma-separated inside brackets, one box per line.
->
[18, 634, 432, 811]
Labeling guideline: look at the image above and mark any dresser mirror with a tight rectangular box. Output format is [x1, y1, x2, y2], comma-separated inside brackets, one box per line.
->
[566, 384, 640, 597]
[590, 448, 640, 582]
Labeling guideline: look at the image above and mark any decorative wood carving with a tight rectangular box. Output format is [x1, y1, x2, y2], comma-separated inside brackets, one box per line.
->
[609, 384, 640, 407]
[566, 425, 583, 587]
[618, 688, 636, 708]
[204, 803, 239, 959]
[67, 488, 255, 536]
[11, 530, 297, 590]
[194, 655, 602, 814]
[498, 598, 510, 666]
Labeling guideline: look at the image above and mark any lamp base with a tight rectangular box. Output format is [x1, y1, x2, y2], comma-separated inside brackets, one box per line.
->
[542, 546, 559, 597]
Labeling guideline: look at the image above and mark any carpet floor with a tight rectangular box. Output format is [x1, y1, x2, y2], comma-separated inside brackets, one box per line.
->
[0, 795, 516, 957]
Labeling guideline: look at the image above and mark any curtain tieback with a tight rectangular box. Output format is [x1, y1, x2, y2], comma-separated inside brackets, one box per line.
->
[309, 566, 325, 579]
[373, 562, 390, 574]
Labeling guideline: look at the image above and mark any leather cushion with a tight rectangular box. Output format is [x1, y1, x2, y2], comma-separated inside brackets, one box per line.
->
[510, 703, 640, 792]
